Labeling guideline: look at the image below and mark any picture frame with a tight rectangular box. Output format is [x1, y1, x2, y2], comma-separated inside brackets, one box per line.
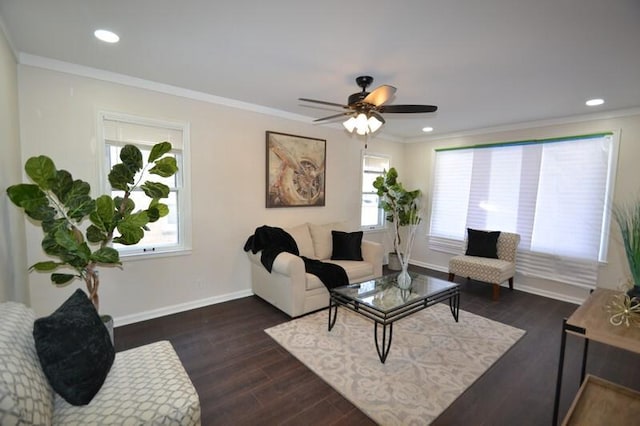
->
[266, 131, 326, 208]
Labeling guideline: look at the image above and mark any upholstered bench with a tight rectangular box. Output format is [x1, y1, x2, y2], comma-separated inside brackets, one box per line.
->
[448, 231, 520, 300]
[0, 301, 201, 425]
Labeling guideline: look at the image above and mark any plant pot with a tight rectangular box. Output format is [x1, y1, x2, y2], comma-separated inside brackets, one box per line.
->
[101, 314, 114, 345]
[388, 252, 402, 271]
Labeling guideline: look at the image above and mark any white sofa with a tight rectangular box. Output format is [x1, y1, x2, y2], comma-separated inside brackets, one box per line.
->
[247, 222, 383, 317]
[0, 301, 201, 425]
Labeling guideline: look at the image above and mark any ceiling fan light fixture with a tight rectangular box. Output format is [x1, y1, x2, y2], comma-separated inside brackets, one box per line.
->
[343, 116, 357, 132]
[343, 112, 385, 135]
[350, 113, 369, 135]
[302, 75, 438, 137]
[367, 115, 384, 133]
[356, 112, 368, 128]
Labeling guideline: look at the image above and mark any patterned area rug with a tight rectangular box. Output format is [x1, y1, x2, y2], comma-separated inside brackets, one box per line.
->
[265, 304, 525, 425]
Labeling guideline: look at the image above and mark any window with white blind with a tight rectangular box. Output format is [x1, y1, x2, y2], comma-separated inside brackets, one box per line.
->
[99, 112, 191, 257]
[429, 132, 618, 288]
[361, 153, 390, 229]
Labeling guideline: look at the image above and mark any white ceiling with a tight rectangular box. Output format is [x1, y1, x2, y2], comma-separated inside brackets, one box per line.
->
[1, 0, 639, 140]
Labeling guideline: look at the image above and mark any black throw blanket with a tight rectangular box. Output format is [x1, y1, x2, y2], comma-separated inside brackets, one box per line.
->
[244, 225, 349, 290]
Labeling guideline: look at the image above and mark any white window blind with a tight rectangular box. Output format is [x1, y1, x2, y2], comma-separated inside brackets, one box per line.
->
[361, 153, 390, 229]
[429, 133, 617, 288]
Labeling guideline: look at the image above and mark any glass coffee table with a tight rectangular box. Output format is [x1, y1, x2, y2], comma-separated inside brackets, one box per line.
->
[328, 272, 460, 363]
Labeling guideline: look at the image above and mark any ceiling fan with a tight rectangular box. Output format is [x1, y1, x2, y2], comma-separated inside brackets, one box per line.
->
[299, 76, 438, 135]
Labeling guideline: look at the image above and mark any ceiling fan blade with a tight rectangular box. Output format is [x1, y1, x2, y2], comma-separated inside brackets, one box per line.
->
[299, 98, 350, 109]
[379, 104, 438, 113]
[313, 112, 354, 122]
[363, 85, 397, 107]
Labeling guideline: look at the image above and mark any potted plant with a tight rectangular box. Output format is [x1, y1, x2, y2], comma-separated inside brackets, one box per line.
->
[613, 198, 640, 297]
[373, 167, 422, 288]
[6, 142, 178, 339]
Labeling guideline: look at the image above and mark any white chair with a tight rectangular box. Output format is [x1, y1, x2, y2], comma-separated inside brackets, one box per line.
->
[448, 232, 520, 300]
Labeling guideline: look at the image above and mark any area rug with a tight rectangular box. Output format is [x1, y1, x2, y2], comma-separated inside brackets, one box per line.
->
[265, 304, 525, 425]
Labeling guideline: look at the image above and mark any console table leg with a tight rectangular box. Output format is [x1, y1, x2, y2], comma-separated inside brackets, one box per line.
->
[553, 319, 568, 425]
[374, 322, 393, 363]
[580, 339, 590, 383]
[328, 297, 338, 331]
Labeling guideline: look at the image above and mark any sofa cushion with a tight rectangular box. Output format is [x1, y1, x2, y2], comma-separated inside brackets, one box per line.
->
[308, 221, 347, 259]
[33, 289, 115, 406]
[0, 302, 54, 425]
[466, 228, 501, 259]
[327, 259, 375, 282]
[284, 224, 315, 258]
[331, 230, 364, 261]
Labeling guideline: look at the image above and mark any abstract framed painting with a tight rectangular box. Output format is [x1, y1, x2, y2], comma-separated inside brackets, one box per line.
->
[266, 131, 326, 208]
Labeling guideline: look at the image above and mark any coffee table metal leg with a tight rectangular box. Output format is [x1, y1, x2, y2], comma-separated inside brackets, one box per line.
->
[449, 292, 460, 322]
[328, 297, 338, 331]
[374, 322, 393, 363]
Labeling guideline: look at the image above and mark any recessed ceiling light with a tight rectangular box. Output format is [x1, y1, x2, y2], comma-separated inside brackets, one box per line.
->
[94, 29, 119, 43]
[422, 126, 434, 132]
[585, 98, 604, 106]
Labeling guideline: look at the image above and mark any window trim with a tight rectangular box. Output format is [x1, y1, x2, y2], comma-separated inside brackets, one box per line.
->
[97, 111, 192, 259]
[360, 151, 390, 231]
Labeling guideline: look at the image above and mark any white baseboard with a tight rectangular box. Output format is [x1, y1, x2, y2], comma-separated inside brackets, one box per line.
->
[408, 260, 583, 305]
[114, 289, 254, 327]
[116, 262, 584, 328]
[512, 284, 583, 305]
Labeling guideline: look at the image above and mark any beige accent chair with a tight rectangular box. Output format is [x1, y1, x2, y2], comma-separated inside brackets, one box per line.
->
[247, 222, 383, 317]
[448, 232, 520, 300]
[0, 301, 200, 425]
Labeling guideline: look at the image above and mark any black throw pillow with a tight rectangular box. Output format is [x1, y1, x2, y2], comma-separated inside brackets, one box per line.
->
[331, 230, 364, 261]
[465, 228, 501, 259]
[33, 289, 115, 406]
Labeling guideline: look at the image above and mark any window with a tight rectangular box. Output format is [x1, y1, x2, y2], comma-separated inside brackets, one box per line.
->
[361, 153, 390, 229]
[99, 112, 191, 257]
[429, 133, 618, 288]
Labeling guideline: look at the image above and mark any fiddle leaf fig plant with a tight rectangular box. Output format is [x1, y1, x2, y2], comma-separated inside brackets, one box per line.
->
[373, 167, 422, 269]
[6, 142, 178, 312]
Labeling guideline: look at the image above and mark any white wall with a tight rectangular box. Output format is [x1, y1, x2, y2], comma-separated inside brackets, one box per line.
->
[16, 65, 403, 322]
[0, 24, 29, 303]
[404, 114, 640, 303]
[15, 62, 637, 318]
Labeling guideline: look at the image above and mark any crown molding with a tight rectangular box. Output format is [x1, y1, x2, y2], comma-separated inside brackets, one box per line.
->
[16, 53, 407, 144]
[406, 107, 640, 144]
[19, 53, 315, 122]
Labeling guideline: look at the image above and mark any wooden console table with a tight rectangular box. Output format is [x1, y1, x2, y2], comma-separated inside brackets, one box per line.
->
[552, 288, 640, 425]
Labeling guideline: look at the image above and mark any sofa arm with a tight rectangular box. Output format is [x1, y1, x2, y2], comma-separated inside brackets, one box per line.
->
[361, 240, 383, 277]
[248, 250, 306, 279]
[271, 251, 306, 278]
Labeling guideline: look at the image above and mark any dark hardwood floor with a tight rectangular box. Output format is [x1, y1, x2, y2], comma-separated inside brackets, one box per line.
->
[115, 267, 640, 425]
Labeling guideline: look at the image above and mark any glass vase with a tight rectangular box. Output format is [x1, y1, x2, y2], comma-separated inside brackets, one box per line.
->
[397, 263, 412, 289]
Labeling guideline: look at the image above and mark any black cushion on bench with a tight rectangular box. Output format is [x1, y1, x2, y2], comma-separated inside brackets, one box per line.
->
[465, 228, 501, 259]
